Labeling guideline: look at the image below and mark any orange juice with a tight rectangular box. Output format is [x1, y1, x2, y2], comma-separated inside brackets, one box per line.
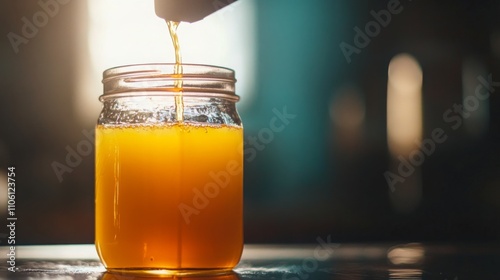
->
[95, 123, 243, 272]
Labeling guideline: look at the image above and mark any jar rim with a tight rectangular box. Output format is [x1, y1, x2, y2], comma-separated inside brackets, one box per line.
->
[101, 63, 238, 102]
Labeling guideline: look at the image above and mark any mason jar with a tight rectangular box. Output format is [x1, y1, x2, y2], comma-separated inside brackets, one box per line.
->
[95, 64, 243, 275]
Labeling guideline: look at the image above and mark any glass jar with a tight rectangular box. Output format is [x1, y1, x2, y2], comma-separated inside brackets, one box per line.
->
[95, 64, 243, 276]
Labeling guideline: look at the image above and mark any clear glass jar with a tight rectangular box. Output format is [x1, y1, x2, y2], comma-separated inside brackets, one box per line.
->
[95, 64, 243, 276]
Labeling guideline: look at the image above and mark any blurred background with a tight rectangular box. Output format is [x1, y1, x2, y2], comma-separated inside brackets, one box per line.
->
[0, 0, 499, 245]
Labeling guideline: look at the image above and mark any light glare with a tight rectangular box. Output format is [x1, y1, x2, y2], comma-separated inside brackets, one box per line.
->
[387, 53, 423, 157]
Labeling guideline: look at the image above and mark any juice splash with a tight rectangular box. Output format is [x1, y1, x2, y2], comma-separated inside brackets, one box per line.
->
[95, 124, 243, 270]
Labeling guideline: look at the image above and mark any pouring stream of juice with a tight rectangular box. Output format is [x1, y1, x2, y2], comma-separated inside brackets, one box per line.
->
[167, 20, 183, 268]
[167, 21, 184, 122]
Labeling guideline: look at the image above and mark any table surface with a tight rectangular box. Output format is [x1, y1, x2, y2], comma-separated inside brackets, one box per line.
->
[1, 243, 499, 279]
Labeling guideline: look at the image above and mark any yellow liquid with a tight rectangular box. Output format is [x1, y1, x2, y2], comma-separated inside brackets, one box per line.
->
[95, 124, 243, 271]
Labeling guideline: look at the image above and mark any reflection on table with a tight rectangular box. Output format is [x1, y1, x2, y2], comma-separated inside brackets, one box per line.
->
[1, 243, 499, 279]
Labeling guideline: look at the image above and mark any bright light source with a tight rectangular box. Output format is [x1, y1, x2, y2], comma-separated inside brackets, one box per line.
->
[76, 0, 256, 123]
[387, 53, 423, 157]
[387, 53, 423, 214]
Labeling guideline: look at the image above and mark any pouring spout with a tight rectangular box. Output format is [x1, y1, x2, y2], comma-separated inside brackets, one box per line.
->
[155, 0, 238, 23]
